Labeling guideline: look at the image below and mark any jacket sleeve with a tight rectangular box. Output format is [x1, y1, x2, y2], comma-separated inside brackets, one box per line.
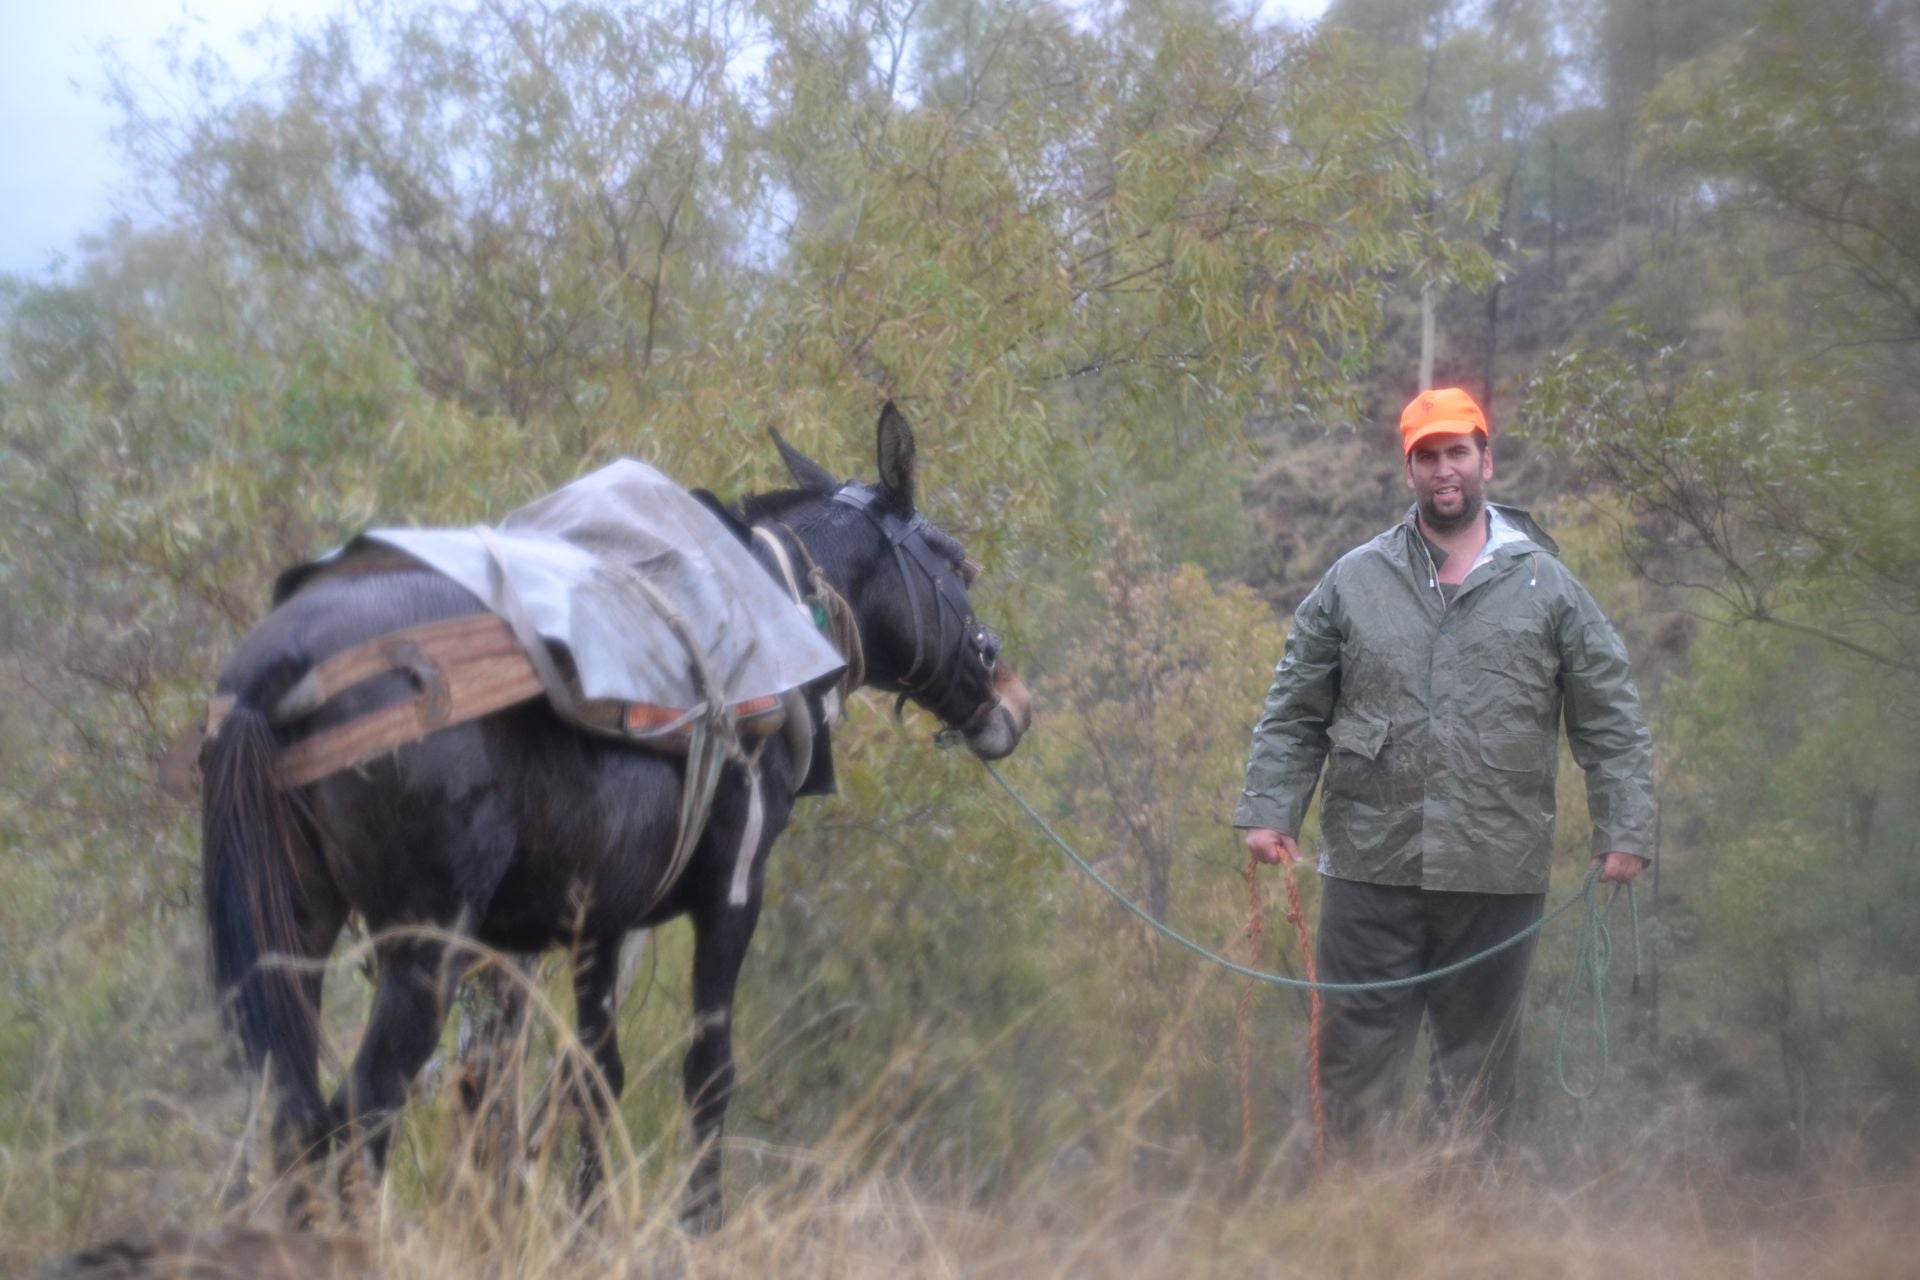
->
[1234, 573, 1342, 834]
[1556, 580, 1657, 859]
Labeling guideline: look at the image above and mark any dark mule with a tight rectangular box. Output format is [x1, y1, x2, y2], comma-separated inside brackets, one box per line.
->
[200, 404, 1031, 1227]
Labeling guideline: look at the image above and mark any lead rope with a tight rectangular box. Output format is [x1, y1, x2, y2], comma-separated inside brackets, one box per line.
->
[1234, 859, 1325, 1187]
[978, 760, 1637, 1113]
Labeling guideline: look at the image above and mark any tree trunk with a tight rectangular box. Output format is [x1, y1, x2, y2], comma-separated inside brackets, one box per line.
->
[1144, 845, 1170, 926]
[1548, 133, 1559, 280]
[1419, 282, 1437, 391]
[1482, 281, 1500, 421]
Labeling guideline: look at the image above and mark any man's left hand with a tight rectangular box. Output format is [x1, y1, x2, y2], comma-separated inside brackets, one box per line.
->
[1592, 851, 1649, 884]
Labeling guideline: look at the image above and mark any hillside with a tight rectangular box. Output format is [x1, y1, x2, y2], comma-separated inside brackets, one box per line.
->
[1239, 212, 1653, 614]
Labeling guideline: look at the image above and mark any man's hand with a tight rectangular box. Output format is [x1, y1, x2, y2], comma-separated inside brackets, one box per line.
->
[1244, 828, 1300, 867]
[1592, 851, 1649, 884]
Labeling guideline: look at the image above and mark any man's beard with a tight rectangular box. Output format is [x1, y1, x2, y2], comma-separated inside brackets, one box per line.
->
[1419, 489, 1485, 535]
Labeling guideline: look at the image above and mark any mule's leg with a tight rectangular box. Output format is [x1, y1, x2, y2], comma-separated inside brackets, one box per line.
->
[269, 875, 350, 1223]
[681, 896, 760, 1233]
[330, 934, 462, 1195]
[569, 933, 627, 1212]
[451, 954, 536, 1208]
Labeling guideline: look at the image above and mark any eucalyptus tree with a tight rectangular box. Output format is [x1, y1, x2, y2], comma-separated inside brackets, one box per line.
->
[1521, 0, 1920, 1139]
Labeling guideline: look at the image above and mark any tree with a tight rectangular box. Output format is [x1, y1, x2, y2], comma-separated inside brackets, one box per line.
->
[1527, 2, 1920, 678]
[1518, 0, 1920, 1142]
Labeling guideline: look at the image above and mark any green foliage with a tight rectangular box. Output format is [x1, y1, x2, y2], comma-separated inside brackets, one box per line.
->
[1522, 331, 1920, 676]
[1512, 0, 1920, 1142]
[1007, 514, 1308, 1159]
[1659, 619, 1920, 1131]
[1641, 4, 1920, 346]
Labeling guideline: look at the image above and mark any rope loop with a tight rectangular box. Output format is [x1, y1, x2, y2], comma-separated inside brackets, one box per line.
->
[1553, 875, 1638, 1098]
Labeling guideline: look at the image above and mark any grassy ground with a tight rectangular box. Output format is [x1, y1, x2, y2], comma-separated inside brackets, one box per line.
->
[8, 961, 1917, 1280]
[21, 1132, 1920, 1278]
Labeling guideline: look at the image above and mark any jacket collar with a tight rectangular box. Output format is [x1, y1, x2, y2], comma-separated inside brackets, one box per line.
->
[1399, 502, 1561, 563]
[1487, 503, 1560, 556]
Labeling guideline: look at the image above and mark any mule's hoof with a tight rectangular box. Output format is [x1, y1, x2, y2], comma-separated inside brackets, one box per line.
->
[679, 1193, 725, 1236]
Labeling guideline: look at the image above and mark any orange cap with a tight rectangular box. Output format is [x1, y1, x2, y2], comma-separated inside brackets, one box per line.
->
[1399, 387, 1488, 455]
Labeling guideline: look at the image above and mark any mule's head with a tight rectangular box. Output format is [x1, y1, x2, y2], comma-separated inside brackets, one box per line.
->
[766, 403, 1031, 761]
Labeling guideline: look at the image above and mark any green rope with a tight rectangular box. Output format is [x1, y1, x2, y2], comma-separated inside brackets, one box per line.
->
[1553, 870, 1640, 1098]
[978, 759, 1637, 1096]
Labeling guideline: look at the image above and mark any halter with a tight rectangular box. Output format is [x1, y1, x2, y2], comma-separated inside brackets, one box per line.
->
[830, 485, 1001, 730]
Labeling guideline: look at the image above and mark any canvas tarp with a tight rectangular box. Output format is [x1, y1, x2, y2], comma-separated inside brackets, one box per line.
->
[277, 459, 846, 719]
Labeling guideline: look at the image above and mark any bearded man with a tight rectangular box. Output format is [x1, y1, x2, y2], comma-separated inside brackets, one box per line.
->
[1235, 387, 1655, 1150]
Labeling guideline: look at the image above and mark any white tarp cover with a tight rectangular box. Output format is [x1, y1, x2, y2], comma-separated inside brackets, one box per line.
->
[292, 459, 845, 713]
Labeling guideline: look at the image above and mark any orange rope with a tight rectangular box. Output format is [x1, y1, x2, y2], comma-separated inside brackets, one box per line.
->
[1233, 856, 1325, 1187]
[1233, 858, 1265, 1186]
[1281, 860, 1327, 1170]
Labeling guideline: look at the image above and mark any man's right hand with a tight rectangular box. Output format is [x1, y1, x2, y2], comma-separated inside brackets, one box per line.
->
[1244, 828, 1300, 866]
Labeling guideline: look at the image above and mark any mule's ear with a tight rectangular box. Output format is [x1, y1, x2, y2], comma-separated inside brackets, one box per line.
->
[876, 401, 916, 512]
[769, 427, 840, 493]
[689, 488, 752, 544]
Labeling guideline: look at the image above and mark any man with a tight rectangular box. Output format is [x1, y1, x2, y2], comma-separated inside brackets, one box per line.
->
[1234, 386, 1654, 1151]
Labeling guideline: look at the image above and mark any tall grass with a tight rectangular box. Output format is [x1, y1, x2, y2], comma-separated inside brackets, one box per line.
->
[8, 929, 1918, 1279]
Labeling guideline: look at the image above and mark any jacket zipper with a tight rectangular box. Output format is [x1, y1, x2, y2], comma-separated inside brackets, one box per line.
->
[1417, 532, 1449, 615]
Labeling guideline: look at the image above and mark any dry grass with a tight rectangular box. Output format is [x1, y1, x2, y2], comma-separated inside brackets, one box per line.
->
[15, 1035, 1920, 1280]
[29, 1154, 1920, 1279]
[7, 928, 1915, 1278]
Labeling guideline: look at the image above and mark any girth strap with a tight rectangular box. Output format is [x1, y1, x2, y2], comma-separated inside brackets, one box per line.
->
[476, 524, 731, 911]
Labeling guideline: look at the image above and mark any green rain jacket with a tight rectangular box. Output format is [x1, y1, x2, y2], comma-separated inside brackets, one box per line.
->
[1234, 504, 1655, 895]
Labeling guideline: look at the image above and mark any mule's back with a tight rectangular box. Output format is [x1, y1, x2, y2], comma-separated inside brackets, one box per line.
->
[218, 568, 489, 728]
[232, 567, 688, 943]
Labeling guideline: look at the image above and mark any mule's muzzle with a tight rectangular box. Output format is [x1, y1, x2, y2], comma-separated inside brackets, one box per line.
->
[962, 660, 1032, 761]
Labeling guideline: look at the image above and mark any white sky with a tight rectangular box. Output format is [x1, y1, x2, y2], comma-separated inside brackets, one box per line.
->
[0, 0, 343, 277]
[0, 0, 1328, 281]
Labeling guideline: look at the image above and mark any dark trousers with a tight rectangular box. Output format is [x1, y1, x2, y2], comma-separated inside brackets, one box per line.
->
[1314, 875, 1544, 1151]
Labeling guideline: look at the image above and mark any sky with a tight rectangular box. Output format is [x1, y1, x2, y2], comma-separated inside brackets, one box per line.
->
[0, 0, 1328, 281]
[0, 0, 342, 278]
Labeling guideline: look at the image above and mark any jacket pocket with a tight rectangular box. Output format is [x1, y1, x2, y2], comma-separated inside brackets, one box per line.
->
[1324, 711, 1392, 811]
[1327, 711, 1389, 761]
[1477, 729, 1549, 773]
[1470, 614, 1557, 692]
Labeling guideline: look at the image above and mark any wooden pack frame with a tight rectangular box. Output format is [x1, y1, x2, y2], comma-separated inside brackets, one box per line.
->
[201, 613, 783, 790]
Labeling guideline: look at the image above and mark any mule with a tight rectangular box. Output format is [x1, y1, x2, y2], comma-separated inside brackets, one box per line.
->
[200, 404, 1031, 1228]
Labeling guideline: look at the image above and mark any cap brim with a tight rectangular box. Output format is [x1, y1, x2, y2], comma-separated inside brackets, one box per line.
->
[1402, 420, 1483, 453]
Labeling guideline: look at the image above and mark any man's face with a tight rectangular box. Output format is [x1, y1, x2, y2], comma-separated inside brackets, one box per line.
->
[1405, 432, 1492, 535]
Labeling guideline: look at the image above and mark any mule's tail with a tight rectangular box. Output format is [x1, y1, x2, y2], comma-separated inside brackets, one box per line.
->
[200, 658, 329, 1146]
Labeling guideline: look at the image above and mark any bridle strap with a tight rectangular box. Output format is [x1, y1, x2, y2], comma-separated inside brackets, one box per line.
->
[831, 486, 979, 707]
[837, 487, 960, 687]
